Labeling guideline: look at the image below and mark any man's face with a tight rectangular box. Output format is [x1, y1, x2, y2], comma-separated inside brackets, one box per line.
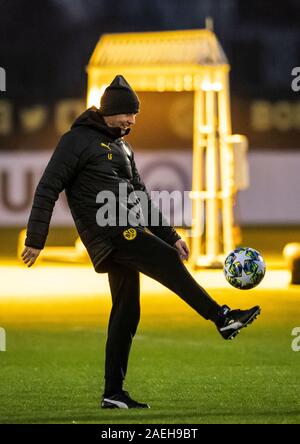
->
[104, 113, 137, 135]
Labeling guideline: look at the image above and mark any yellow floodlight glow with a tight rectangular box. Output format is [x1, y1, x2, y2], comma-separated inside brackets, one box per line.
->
[212, 81, 222, 91]
[223, 134, 246, 144]
[201, 80, 223, 92]
[199, 124, 213, 134]
[183, 74, 193, 90]
[0, 261, 290, 304]
[87, 84, 107, 108]
[201, 80, 213, 91]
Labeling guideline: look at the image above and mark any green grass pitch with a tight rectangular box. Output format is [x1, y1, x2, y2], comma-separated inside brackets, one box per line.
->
[1, 287, 300, 424]
[1, 226, 300, 423]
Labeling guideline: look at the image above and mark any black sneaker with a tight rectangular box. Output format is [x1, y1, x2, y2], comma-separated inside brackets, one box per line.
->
[216, 305, 261, 340]
[101, 390, 150, 409]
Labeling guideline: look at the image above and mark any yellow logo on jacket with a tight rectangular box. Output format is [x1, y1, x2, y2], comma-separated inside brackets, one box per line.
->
[101, 142, 111, 150]
[123, 228, 137, 240]
[100, 142, 113, 159]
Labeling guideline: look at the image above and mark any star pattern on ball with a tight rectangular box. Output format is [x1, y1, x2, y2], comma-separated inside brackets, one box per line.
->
[240, 268, 255, 286]
[235, 249, 251, 267]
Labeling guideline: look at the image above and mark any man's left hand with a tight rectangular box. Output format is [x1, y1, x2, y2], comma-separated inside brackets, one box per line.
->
[174, 239, 190, 261]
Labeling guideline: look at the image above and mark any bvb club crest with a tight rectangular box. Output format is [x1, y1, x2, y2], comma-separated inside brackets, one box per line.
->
[123, 228, 137, 240]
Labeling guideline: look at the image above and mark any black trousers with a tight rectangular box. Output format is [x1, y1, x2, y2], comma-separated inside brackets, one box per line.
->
[103, 227, 220, 395]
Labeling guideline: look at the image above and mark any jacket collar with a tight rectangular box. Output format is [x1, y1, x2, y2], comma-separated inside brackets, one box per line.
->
[71, 106, 130, 141]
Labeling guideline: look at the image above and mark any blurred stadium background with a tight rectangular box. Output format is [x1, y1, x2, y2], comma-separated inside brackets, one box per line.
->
[0, 0, 300, 424]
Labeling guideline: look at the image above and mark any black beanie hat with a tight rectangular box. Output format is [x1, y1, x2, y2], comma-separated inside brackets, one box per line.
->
[99, 75, 140, 116]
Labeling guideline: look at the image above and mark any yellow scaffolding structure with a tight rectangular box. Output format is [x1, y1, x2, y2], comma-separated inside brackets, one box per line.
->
[86, 28, 248, 268]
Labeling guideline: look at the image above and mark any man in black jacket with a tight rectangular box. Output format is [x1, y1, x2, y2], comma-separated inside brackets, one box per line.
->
[22, 75, 261, 409]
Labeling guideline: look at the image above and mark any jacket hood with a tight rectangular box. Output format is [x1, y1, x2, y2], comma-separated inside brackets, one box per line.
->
[71, 106, 130, 140]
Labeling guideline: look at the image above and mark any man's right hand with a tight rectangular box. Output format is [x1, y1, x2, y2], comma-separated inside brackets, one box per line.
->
[21, 246, 41, 267]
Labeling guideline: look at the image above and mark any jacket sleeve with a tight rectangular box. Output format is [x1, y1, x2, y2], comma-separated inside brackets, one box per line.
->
[25, 132, 82, 249]
[130, 152, 181, 246]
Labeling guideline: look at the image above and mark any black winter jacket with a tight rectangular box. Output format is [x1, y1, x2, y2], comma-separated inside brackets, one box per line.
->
[25, 107, 181, 272]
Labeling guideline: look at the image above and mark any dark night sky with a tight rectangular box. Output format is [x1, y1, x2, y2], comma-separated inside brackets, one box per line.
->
[1, 0, 300, 102]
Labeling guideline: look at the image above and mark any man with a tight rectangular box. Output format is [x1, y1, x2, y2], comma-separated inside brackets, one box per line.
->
[22, 75, 261, 409]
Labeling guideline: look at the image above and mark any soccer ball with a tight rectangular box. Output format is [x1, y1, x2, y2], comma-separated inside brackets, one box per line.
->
[224, 247, 266, 290]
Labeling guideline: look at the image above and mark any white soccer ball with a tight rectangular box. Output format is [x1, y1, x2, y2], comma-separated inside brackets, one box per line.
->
[224, 247, 266, 290]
